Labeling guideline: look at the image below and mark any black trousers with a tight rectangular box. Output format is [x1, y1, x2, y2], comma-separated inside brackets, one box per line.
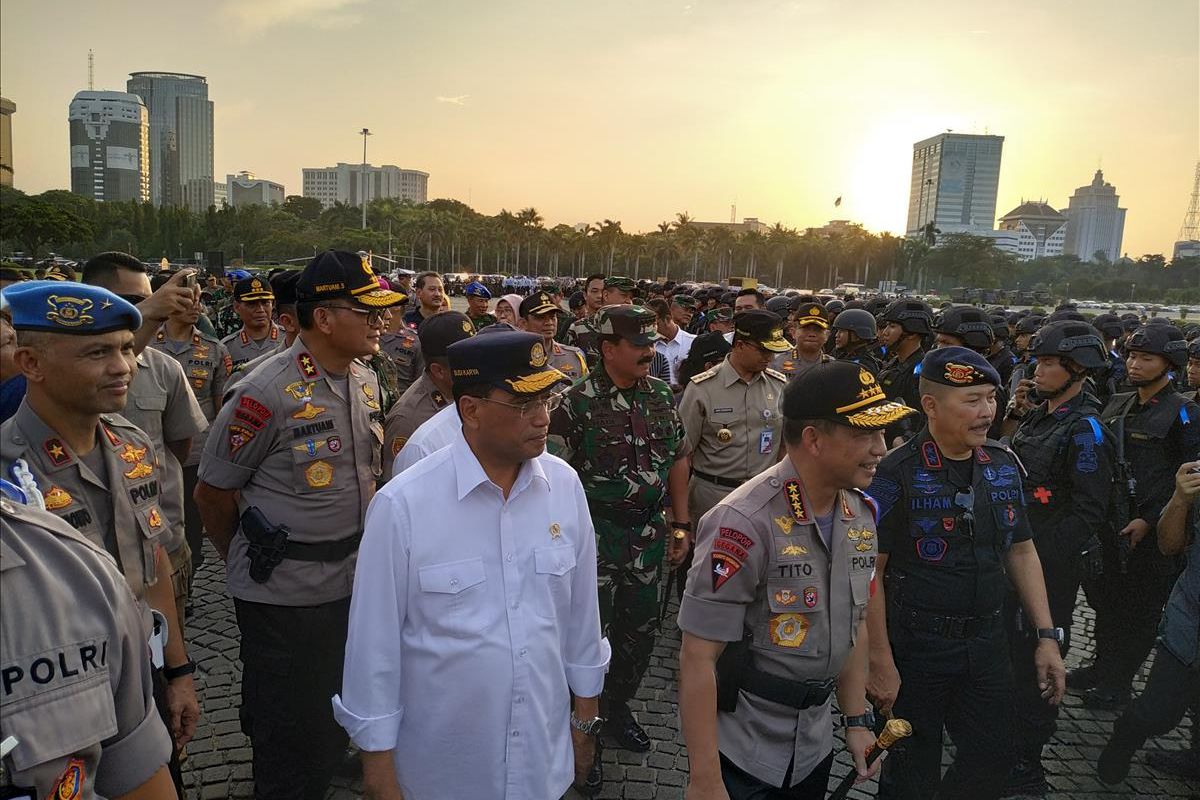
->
[1005, 559, 1080, 760]
[235, 597, 351, 800]
[879, 635, 1015, 800]
[1083, 562, 1176, 693]
[181, 464, 204, 574]
[1111, 644, 1200, 751]
[720, 751, 834, 800]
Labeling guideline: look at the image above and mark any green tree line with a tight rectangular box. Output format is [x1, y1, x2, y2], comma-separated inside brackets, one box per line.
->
[1, 186, 1195, 303]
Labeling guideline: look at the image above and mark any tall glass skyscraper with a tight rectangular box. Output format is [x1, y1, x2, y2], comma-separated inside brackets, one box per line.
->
[126, 72, 213, 210]
[68, 91, 150, 203]
[906, 133, 1004, 237]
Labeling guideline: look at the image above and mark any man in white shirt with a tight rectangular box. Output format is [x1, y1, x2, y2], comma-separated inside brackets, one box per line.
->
[334, 329, 611, 799]
[649, 296, 696, 387]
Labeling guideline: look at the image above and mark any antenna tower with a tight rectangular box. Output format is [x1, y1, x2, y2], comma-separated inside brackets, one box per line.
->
[1179, 161, 1200, 241]
[88, 49, 94, 90]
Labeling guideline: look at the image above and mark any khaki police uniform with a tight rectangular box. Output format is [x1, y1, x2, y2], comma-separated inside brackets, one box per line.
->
[149, 326, 232, 466]
[770, 349, 832, 380]
[198, 336, 383, 606]
[379, 326, 424, 396]
[548, 340, 588, 382]
[1, 402, 168, 601]
[679, 461, 877, 787]
[0, 498, 173, 797]
[382, 372, 449, 478]
[122, 346, 208, 608]
[221, 323, 283, 369]
[679, 358, 787, 521]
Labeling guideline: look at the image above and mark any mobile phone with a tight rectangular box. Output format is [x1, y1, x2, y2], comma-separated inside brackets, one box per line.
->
[183, 269, 198, 290]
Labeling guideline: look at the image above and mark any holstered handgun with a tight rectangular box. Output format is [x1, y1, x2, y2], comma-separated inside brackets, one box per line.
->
[1077, 534, 1104, 581]
[240, 506, 290, 584]
[716, 631, 753, 712]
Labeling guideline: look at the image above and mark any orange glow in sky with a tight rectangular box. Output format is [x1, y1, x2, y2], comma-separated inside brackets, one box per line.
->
[2, 0, 1196, 256]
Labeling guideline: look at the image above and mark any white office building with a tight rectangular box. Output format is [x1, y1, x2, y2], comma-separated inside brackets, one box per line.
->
[226, 171, 284, 207]
[906, 133, 1004, 237]
[68, 91, 150, 203]
[301, 163, 428, 209]
[995, 201, 1067, 261]
[1062, 170, 1126, 263]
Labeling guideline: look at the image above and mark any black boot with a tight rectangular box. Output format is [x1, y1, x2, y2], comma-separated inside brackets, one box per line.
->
[605, 706, 652, 752]
[1098, 718, 1144, 785]
[1001, 756, 1049, 797]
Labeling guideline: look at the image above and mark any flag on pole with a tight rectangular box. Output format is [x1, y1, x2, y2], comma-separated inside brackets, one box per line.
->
[834, 196, 842, 207]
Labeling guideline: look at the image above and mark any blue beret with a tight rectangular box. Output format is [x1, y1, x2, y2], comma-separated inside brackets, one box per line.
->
[447, 330, 569, 397]
[226, 269, 251, 281]
[1, 280, 141, 335]
[464, 281, 492, 300]
[920, 346, 1000, 388]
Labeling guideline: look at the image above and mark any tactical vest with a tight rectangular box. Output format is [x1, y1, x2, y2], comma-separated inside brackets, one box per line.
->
[1011, 405, 1101, 491]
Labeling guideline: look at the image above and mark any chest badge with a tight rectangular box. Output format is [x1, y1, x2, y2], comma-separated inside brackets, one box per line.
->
[119, 444, 148, 464]
[769, 613, 810, 648]
[124, 461, 153, 480]
[717, 427, 733, 443]
[304, 460, 334, 488]
[774, 588, 799, 606]
[361, 383, 381, 410]
[847, 526, 875, 552]
[284, 381, 317, 402]
[148, 507, 163, 528]
[780, 543, 808, 556]
[773, 515, 794, 535]
[550, 522, 562, 539]
[43, 485, 73, 510]
[292, 402, 326, 421]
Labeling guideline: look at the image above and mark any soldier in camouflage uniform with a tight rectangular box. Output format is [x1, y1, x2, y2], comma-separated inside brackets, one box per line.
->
[548, 305, 691, 761]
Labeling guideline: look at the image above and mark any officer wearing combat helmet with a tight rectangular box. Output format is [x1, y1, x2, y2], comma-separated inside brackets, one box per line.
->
[831, 308, 882, 374]
[194, 250, 404, 799]
[678, 361, 916, 798]
[865, 347, 1066, 800]
[548, 305, 690, 775]
[876, 299, 933, 445]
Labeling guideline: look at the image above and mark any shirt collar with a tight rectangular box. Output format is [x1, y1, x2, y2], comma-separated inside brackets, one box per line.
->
[449, 428, 549, 502]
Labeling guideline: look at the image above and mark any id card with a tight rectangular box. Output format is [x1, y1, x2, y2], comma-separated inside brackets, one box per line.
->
[759, 429, 774, 455]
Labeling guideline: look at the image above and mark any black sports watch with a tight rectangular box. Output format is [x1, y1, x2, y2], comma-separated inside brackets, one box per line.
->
[1036, 627, 1064, 643]
[842, 710, 876, 730]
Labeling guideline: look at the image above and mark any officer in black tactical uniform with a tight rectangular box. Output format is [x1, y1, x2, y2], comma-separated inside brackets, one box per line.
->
[865, 347, 1066, 800]
[1072, 324, 1200, 709]
[999, 321, 1116, 796]
[1090, 313, 1128, 402]
[877, 299, 933, 445]
[986, 315, 1018, 388]
[1007, 314, 1044, 399]
[830, 308, 882, 374]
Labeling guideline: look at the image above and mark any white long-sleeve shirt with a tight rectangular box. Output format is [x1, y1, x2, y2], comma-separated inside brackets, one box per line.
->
[391, 403, 460, 475]
[333, 430, 610, 800]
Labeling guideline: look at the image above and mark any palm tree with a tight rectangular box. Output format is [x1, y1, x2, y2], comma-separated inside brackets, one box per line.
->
[673, 213, 702, 282]
[593, 219, 623, 272]
[767, 223, 798, 289]
[516, 207, 544, 272]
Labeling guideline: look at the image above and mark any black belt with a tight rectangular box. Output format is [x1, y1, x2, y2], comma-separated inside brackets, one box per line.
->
[892, 602, 1000, 640]
[284, 533, 362, 563]
[741, 667, 835, 710]
[692, 470, 749, 489]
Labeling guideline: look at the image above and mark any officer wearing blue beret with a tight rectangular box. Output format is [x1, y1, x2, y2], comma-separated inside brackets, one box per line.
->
[864, 346, 1066, 800]
[463, 280, 497, 332]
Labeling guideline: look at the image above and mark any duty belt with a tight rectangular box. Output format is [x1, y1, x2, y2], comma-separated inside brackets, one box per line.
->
[892, 601, 1000, 640]
[740, 667, 835, 710]
[284, 532, 362, 562]
[692, 469, 749, 490]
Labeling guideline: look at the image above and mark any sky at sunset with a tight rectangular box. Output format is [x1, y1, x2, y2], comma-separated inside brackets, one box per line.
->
[2, 0, 1196, 257]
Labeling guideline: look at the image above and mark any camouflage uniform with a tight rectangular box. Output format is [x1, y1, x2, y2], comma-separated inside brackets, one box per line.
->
[565, 313, 602, 367]
[548, 310, 688, 719]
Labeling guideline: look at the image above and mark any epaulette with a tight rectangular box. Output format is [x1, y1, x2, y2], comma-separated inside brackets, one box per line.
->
[690, 365, 720, 384]
[984, 437, 1028, 477]
[764, 367, 787, 381]
[850, 487, 880, 524]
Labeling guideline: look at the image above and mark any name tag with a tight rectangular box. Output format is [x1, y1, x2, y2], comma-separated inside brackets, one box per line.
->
[759, 429, 774, 454]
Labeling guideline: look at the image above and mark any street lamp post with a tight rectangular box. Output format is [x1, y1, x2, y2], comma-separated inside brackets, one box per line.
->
[359, 128, 372, 231]
[240, 243, 245, 263]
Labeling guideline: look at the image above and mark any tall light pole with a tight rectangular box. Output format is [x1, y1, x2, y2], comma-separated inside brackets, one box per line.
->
[359, 128, 372, 230]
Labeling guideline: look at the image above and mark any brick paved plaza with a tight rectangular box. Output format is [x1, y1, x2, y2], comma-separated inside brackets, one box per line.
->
[180, 542, 1196, 799]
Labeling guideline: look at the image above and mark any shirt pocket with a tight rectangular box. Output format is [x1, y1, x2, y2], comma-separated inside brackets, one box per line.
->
[531, 544, 577, 620]
[135, 505, 164, 582]
[417, 557, 494, 637]
[290, 444, 340, 494]
[762, 579, 826, 659]
[133, 393, 168, 440]
[3, 670, 116, 773]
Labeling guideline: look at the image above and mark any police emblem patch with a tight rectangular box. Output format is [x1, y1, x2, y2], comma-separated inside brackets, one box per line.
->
[52, 757, 85, 799]
[327, 435, 343, 454]
[769, 613, 810, 648]
[773, 515, 794, 535]
[711, 552, 742, 591]
[292, 402, 326, 421]
[45, 295, 94, 328]
[803, 586, 818, 608]
[774, 588, 799, 606]
[716, 427, 733, 443]
[943, 363, 976, 384]
[915, 536, 948, 562]
[148, 507, 163, 528]
[550, 522, 562, 539]
[284, 381, 316, 401]
[304, 460, 334, 488]
[43, 485, 72, 510]
[530, 341, 547, 367]
[123, 462, 153, 480]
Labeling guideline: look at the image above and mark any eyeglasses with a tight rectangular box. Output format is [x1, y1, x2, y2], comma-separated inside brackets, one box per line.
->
[475, 392, 564, 418]
[324, 305, 386, 326]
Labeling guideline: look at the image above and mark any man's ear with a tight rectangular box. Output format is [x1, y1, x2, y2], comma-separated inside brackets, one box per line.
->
[13, 346, 48, 383]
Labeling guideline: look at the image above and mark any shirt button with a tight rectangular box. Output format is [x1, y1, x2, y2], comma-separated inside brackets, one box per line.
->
[520, 648, 528, 657]
[449, 578, 458, 586]
[512, 730, 519, 737]
[506, 554, 513, 563]
[512, 601, 519, 609]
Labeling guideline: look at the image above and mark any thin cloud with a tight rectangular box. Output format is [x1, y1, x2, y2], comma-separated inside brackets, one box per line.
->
[220, 0, 368, 35]
[436, 95, 470, 106]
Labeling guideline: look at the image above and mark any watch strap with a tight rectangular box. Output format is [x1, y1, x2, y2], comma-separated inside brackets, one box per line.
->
[163, 660, 197, 680]
[843, 710, 875, 729]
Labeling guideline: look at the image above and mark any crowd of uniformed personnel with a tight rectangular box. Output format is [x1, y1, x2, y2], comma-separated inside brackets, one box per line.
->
[0, 254, 1198, 800]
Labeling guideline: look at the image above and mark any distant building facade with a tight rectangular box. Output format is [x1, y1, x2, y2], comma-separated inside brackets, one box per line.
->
[906, 132, 1004, 237]
[301, 163, 428, 209]
[213, 181, 228, 208]
[804, 219, 865, 237]
[226, 171, 284, 207]
[689, 217, 770, 234]
[1062, 170, 1126, 263]
[1174, 240, 1200, 260]
[0, 96, 14, 187]
[126, 72, 214, 211]
[995, 201, 1067, 261]
[68, 91, 150, 203]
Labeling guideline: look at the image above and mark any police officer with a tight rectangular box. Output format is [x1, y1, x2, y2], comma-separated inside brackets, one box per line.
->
[194, 250, 403, 799]
[1090, 313, 1127, 401]
[225, 270, 301, 387]
[877, 299, 933, 445]
[1098, 460, 1200, 785]
[378, 298, 423, 398]
[0, 497, 176, 799]
[519, 291, 588, 381]
[678, 361, 915, 798]
[831, 308, 882, 374]
[548, 305, 689, 766]
[999, 321, 1116, 796]
[221, 276, 283, 368]
[771, 301, 833, 381]
[0, 281, 201, 770]
[1075, 324, 1200, 709]
[986, 315, 1018, 387]
[1007, 315, 1044, 399]
[933, 306, 1008, 439]
[464, 279, 496, 330]
[679, 309, 790, 526]
[382, 311, 475, 476]
[865, 347, 1066, 800]
[1185, 338, 1200, 403]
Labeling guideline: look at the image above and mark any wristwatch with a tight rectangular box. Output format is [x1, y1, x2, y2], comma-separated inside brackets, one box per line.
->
[570, 712, 605, 736]
[842, 710, 876, 730]
[672, 529, 688, 541]
[1036, 627, 1065, 643]
[163, 659, 197, 681]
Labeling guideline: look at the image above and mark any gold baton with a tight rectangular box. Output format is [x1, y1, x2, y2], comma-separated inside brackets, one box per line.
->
[827, 718, 913, 800]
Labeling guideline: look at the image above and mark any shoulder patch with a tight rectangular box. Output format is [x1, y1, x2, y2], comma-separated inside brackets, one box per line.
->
[691, 365, 719, 384]
[764, 367, 787, 382]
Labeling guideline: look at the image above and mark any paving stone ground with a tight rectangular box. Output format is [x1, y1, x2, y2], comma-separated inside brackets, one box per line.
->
[181, 541, 1196, 799]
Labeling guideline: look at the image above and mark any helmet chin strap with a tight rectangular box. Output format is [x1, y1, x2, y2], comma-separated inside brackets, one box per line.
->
[1126, 367, 1170, 388]
[1037, 364, 1086, 399]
